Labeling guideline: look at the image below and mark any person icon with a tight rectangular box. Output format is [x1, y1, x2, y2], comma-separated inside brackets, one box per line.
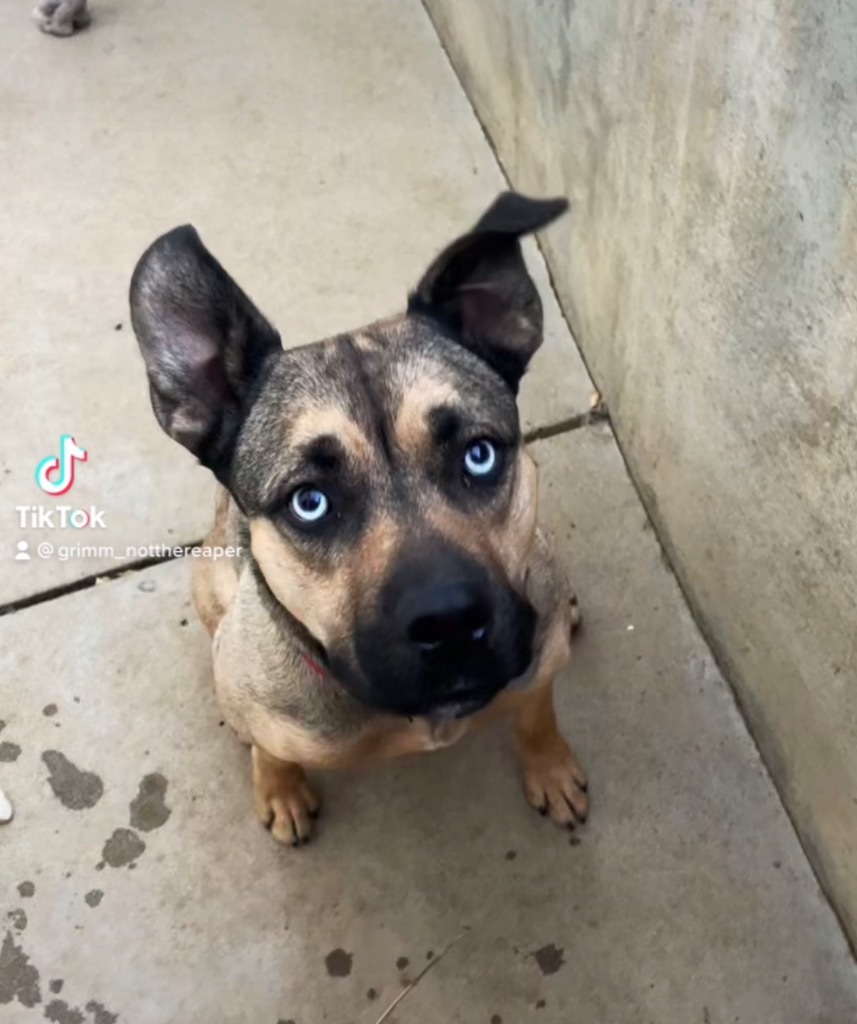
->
[15, 541, 30, 562]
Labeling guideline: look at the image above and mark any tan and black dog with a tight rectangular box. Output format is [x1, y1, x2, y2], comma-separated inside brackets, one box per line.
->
[130, 192, 588, 846]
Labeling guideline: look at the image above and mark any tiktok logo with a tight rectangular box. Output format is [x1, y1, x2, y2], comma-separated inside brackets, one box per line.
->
[35, 435, 88, 496]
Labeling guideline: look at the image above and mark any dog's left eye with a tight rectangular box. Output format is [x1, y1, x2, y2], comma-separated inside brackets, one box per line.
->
[463, 439, 498, 478]
[289, 486, 330, 523]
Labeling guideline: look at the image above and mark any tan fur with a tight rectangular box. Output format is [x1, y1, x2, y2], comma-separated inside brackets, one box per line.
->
[392, 377, 460, 454]
[192, 487, 240, 637]
[426, 449, 539, 587]
[250, 517, 349, 645]
[288, 406, 374, 460]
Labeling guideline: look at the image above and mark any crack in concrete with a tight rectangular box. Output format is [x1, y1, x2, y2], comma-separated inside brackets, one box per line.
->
[0, 542, 203, 619]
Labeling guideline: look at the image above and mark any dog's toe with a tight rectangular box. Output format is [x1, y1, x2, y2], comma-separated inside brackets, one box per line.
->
[252, 747, 321, 848]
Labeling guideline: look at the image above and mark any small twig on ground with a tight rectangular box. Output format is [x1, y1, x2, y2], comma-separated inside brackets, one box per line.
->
[372, 929, 468, 1024]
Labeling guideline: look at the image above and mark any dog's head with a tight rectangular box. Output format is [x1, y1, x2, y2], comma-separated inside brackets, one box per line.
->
[131, 193, 567, 719]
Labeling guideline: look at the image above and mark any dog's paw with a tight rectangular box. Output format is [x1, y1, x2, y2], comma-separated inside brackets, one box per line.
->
[521, 737, 588, 829]
[252, 748, 321, 847]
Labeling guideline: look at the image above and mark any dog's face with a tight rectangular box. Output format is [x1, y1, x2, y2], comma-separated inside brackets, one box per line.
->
[131, 193, 568, 718]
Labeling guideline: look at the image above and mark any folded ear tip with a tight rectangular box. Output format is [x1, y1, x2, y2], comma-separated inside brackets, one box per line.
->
[474, 191, 570, 235]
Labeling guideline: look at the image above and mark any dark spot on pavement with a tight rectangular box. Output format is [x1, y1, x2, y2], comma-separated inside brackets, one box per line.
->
[0, 720, 5, 733]
[41, 752, 103, 810]
[325, 949, 352, 978]
[101, 828, 145, 868]
[426, 950, 434, 960]
[0, 930, 41, 1007]
[84, 890, 103, 908]
[43, 704, 58, 717]
[86, 1000, 118, 1024]
[536, 999, 546, 1009]
[569, 835, 581, 846]
[491, 1016, 503, 1024]
[138, 580, 156, 593]
[773, 860, 782, 869]
[7, 910, 26, 932]
[533, 944, 565, 976]
[114, 323, 123, 331]
[44, 998, 85, 1023]
[0, 742, 21, 763]
[129, 773, 171, 832]
[95, 862, 104, 872]
[50, 979, 64, 994]
[17, 882, 35, 899]
[276, 1020, 296, 1024]
[396, 956, 409, 970]
[180, 618, 188, 626]
[505, 850, 517, 861]
[367, 988, 378, 1000]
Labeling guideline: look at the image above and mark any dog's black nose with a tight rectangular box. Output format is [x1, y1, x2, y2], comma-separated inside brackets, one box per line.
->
[400, 580, 492, 652]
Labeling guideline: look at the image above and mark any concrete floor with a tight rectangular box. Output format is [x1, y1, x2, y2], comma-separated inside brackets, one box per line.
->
[1, 2, 856, 1023]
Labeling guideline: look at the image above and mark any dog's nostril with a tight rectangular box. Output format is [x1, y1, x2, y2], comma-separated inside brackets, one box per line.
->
[403, 582, 491, 650]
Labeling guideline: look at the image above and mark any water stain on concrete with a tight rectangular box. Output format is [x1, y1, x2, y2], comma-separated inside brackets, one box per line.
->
[84, 890, 104, 908]
[44, 998, 85, 1023]
[7, 909, 26, 932]
[129, 773, 171, 832]
[0, 930, 41, 1007]
[367, 988, 378, 1000]
[43, 704, 58, 717]
[86, 999, 118, 1023]
[532, 943, 565, 976]
[505, 850, 517, 861]
[324, 948, 353, 978]
[0, 742, 21, 763]
[41, 752, 104, 810]
[396, 956, 409, 970]
[17, 882, 34, 899]
[49, 979, 64, 994]
[101, 828, 146, 868]
[491, 1015, 503, 1024]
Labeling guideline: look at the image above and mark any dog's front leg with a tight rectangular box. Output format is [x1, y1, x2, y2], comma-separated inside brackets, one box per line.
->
[514, 682, 589, 829]
[252, 746, 320, 847]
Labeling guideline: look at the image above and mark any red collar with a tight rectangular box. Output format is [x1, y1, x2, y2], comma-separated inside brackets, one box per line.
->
[300, 650, 326, 678]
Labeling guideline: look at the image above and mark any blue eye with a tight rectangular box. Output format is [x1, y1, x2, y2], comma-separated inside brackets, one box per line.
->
[290, 486, 329, 523]
[464, 439, 498, 478]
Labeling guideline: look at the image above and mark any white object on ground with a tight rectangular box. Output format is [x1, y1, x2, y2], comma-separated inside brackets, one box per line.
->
[0, 785, 13, 823]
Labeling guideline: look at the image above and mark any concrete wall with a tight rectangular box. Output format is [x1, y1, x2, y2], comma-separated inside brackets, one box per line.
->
[423, 0, 857, 945]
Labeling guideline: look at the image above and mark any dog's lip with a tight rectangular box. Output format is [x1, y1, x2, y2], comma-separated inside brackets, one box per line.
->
[424, 692, 493, 721]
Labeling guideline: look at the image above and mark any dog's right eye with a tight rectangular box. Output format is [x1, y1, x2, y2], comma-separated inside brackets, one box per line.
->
[289, 486, 330, 524]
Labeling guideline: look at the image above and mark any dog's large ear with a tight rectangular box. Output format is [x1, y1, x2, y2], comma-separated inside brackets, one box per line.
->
[130, 226, 281, 476]
[410, 192, 568, 391]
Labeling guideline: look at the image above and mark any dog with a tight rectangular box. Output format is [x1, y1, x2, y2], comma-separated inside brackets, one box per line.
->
[130, 192, 589, 846]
